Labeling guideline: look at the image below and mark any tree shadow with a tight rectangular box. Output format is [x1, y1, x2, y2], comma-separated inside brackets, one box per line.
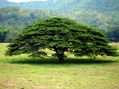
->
[9, 57, 117, 65]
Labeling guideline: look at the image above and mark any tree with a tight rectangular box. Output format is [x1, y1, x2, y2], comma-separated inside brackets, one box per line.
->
[0, 26, 20, 43]
[4, 29, 20, 43]
[0, 26, 8, 42]
[107, 27, 119, 42]
[6, 17, 118, 62]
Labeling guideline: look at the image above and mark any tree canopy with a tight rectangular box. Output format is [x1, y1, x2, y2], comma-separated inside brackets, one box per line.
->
[6, 17, 118, 62]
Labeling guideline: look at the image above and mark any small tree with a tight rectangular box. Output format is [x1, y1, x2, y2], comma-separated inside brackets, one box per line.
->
[0, 26, 8, 42]
[6, 17, 118, 62]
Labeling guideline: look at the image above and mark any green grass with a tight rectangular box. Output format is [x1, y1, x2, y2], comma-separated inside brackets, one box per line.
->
[0, 43, 119, 89]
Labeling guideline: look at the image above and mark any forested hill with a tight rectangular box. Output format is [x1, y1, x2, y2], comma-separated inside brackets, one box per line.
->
[0, 7, 60, 29]
[0, 7, 61, 42]
[0, 0, 119, 42]
[1, 0, 119, 13]
[0, 0, 76, 10]
[0, 0, 119, 30]
[88, 0, 119, 13]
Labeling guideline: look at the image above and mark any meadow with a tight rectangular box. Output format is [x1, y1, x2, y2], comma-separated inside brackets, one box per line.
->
[0, 43, 119, 89]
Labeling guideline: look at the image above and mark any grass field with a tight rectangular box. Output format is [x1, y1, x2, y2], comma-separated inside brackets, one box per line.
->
[0, 43, 119, 89]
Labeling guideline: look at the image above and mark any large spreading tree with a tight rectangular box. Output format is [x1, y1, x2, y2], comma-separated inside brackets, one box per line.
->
[6, 17, 117, 62]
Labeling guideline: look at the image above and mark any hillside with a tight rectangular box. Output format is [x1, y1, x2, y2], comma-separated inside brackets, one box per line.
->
[0, 6, 60, 29]
[0, 0, 75, 10]
[0, 0, 14, 7]
[1, 0, 119, 13]
[69, 10, 111, 30]
[0, 0, 119, 30]
[0, 6, 61, 42]
[1, 0, 119, 12]
[88, 0, 119, 13]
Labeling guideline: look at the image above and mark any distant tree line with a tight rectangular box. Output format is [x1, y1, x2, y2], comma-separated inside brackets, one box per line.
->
[107, 27, 119, 42]
[1, 25, 119, 43]
[0, 26, 8, 42]
[0, 26, 20, 43]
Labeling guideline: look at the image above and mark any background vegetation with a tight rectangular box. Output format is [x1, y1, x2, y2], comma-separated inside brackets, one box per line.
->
[0, 0, 119, 42]
[0, 7, 61, 42]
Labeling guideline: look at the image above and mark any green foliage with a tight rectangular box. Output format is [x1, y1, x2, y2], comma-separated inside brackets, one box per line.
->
[0, 25, 21, 43]
[6, 17, 118, 61]
[4, 28, 20, 42]
[69, 10, 111, 30]
[0, 26, 8, 42]
[0, 7, 60, 29]
[88, 0, 119, 13]
[0, 7, 61, 42]
[1, 0, 119, 31]
[107, 27, 119, 42]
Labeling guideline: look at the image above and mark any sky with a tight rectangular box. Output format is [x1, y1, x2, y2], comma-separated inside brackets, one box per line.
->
[8, 0, 47, 3]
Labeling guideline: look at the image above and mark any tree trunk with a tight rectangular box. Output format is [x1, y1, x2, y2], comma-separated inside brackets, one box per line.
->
[58, 56, 64, 62]
[53, 46, 66, 63]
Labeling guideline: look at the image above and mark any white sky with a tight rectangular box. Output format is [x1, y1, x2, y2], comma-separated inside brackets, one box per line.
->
[8, 0, 47, 3]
